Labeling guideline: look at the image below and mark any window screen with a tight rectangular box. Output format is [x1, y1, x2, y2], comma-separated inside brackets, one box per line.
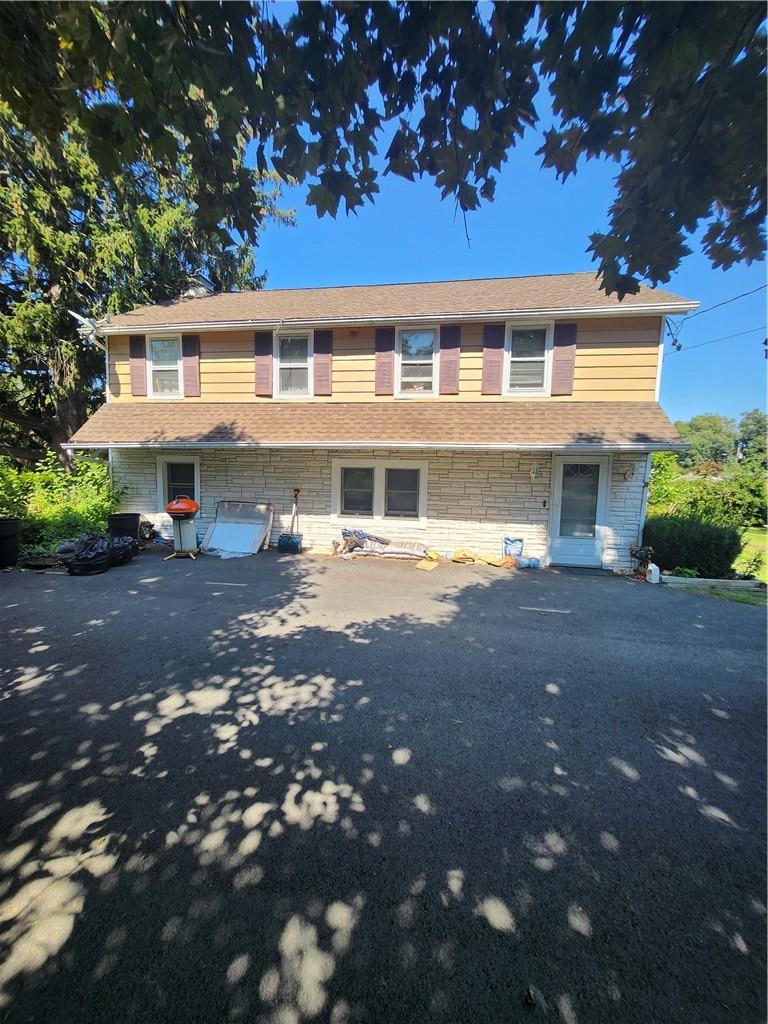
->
[341, 467, 374, 515]
[385, 468, 419, 517]
[167, 462, 196, 502]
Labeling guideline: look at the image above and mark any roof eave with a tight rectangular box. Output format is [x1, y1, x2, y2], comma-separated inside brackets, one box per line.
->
[97, 301, 699, 336]
[66, 439, 686, 452]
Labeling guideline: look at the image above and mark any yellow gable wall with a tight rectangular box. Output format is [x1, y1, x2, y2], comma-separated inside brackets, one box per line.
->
[107, 315, 661, 403]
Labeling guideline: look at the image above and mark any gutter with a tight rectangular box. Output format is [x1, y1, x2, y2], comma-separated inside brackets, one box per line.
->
[66, 440, 687, 453]
[95, 302, 699, 337]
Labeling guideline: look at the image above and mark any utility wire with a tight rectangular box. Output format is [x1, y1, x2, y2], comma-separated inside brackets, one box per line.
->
[678, 284, 767, 323]
[664, 325, 766, 355]
[666, 283, 767, 350]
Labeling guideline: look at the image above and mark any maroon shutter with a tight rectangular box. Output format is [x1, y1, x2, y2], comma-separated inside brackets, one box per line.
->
[551, 322, 577, 395]
[129, 334, 147, 397]
[375, 327, 396, 395]
[313, 329, 333, 396]
[181, 334, 200, 397]
[481, 324, 505, 395]
[439, 324, 461, 395]
[254, 331, 273, 397]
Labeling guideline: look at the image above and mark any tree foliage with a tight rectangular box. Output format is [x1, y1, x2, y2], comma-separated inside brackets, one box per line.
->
[674, 413, 738, 468]
[649, 409, 768, 528]
[737, 408, 767, 467]
[0, 1, 763, 297]
[0, 104, 290, 464]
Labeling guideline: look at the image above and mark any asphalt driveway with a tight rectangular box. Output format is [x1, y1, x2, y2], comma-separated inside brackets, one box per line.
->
[0, 551, 765, 1023]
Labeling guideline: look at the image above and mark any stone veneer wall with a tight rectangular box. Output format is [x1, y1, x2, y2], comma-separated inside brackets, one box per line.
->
[110, 447, 647, 568]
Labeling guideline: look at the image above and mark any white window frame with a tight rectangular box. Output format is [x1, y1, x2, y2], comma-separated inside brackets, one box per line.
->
[395, 325, 439, 399]
[156, 454, 200, 513]
[503, 321, 554, 397]
[274, 329, 314, 399]
[147, 334, 184, 399]
[331, 458, 428, 523]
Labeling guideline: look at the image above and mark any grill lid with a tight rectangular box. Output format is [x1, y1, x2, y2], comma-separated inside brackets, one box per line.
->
[166, 495, 200, 518]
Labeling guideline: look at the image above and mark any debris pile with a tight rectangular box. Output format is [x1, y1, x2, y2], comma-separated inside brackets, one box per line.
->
[332, 529, 541, 570]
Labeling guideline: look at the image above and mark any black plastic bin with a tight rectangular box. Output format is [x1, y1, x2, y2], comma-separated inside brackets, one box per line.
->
[0, 518, 21, 569]
[108, 513, 141, 542]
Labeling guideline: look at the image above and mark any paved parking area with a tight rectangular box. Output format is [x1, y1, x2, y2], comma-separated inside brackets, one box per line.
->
[0, 551, 765, 1023]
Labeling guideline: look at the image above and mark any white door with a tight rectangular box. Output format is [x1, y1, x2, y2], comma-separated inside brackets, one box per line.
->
[550, 456, 610, 567]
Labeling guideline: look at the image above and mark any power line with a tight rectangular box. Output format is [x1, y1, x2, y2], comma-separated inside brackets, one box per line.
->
[666, 283, 767, 351]
[678, 284, 767, 323]
[664, 325, 766, 354]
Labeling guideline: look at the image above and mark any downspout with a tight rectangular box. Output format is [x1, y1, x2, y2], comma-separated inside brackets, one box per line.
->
[638, 452, 653, 547]
[641, 315, 668, 544]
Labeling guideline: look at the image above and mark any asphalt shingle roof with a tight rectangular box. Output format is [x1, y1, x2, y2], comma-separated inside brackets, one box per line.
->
[69, 401, 683, 449]
[103, 272, 696, 330]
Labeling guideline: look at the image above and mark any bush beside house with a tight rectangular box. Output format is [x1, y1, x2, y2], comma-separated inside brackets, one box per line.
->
[0, 454, 121, 553]
[642, 516, 743, 579]
[643, 440, 766, 579]
[647, 452, 766, 528]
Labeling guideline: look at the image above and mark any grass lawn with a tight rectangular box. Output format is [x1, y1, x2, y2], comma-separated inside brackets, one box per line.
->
[705, 587, 767, 608]
[734, 527, 768, 583]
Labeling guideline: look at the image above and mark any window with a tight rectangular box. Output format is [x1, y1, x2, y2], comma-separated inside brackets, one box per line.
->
[156, 455, 200, 511]
[559, 464, 600, 538]
[148, 336, 182, 397]
[333, 460, 427, 520]
[167, 462, 196, 502]
[504, 324, 552, 395]
[275, 333, 312, 396]
[385, 468, 419, 517]
[341, 467, 374, 516]
[397, 328, 437, 396]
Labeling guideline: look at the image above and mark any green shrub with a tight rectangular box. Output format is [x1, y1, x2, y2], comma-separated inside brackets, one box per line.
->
[0, 461, 31, 519]
[738, 552, 765, 581]
[643, 516, 742, 579]
[0, 453, 122, 552]
[647, 451, 766, 528]
[671, 566, 699, 578]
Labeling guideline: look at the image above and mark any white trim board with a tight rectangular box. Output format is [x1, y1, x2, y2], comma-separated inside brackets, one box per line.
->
[68, 440, 686, 452]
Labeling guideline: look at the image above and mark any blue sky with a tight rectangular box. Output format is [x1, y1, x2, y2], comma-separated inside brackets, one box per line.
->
[256, 118, 766, 425]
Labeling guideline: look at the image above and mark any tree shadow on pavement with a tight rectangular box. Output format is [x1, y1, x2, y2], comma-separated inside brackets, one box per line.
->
[0, 553, 765, 1024]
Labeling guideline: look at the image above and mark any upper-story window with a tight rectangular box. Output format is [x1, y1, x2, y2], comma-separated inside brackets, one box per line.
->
[148, 336, 183, 398]
[504, 323, 553, 396]
[275, 332, 313, 397]
[396, 328, 438, 397]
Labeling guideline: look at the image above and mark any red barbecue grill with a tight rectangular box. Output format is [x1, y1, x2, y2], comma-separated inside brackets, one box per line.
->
[164, 495, 200, 560]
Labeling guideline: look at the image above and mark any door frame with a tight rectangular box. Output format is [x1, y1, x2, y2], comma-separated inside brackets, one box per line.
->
[547, 454, 612, 567]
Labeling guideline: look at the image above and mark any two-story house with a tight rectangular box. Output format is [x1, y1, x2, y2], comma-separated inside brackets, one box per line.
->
[68, 272, 696, 568]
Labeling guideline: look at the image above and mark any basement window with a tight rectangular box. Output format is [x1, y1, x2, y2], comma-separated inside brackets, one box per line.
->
[333, 460, 427, 521]
[341, 467, 375, 516]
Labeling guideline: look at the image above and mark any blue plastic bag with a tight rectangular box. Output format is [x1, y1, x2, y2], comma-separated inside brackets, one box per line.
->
[503, 537, 524, 558]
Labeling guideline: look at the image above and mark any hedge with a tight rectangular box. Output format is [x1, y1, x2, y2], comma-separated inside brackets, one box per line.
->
[643, 516, 742, 579]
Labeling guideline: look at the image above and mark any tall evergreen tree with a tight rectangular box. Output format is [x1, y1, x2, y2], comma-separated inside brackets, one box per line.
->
[0, 106, 291, 464]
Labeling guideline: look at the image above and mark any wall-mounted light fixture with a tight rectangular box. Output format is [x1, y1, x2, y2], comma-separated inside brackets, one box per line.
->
[529, 463, 540, 482]
[623, 466, 636, 481]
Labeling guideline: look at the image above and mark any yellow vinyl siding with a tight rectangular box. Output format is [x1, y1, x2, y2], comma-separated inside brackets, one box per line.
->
[106, 316, 661, 403]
